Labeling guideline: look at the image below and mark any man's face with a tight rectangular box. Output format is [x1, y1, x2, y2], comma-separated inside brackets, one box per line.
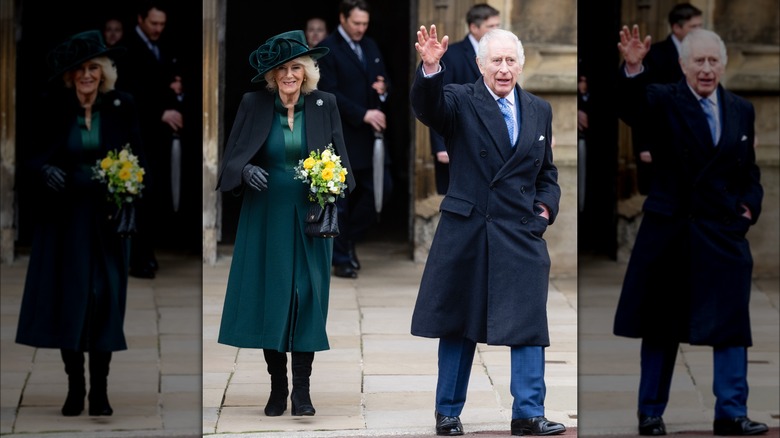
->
[138, 8, 167, 42]
[340, 8, 369, 41]
[672, 15, 703, 41]
[306, 18, 327, 47]
[470, 15, 500, 41]
[478, 37, 522, 98]
[681, 36, 723, 97]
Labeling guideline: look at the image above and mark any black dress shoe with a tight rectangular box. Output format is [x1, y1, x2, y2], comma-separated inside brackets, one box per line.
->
[130, 266, 155, 279]
[713, 417, 768, 436]
[511, 416, 566, 436]
[435, 412, 464, 436]
[333, 264, 358, 279]
[347, 244, 360, 270]
[638, 414, 666, 436]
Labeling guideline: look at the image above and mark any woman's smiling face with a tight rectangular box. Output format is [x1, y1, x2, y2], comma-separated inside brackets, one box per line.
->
[273, 59, 305, 98]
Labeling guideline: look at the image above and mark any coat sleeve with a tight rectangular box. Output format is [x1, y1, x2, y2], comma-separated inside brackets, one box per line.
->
[216, 93, 252, 192]
[534, 99, 561, 224]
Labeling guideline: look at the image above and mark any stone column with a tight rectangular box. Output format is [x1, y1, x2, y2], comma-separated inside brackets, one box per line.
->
[0, 0, 16, 264]
[202, 0, 225, 266]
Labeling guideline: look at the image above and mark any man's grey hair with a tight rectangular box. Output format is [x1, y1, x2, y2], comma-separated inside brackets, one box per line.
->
[680, 28, 728, 67]
[477, 28, 525, 69]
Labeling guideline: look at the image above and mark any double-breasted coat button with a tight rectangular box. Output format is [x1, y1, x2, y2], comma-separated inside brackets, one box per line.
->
[486, 215, 492, 222]
[534, 159, 540, 167]
[521, 217, 528, 224]
[520, 185, 526, 194]
[480, 150, 487, 157]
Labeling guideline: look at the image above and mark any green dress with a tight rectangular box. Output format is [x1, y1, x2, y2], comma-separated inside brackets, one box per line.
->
[16, 93, 132, 352]
[218, 95, 333, 352]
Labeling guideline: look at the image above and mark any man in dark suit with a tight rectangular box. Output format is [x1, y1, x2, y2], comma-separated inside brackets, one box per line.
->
[411, 25, 564, 437]
[632, 3, 703, 194]
[614, 25, 766, 437]
[317, 0, 393, 279]
[429, 3, 500, 195]
[115, 0, 186, 278]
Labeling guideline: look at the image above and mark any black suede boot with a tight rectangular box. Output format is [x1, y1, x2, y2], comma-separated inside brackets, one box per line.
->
[88, 351, 113, 416]
[263, 349, 289, 416]
[290, 352, 315, 416]
[60, 349, 85, 416]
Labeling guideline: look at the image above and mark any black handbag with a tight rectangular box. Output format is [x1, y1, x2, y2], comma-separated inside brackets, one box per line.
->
[112, 202, 137, 236]
[305, 202, 339, 238]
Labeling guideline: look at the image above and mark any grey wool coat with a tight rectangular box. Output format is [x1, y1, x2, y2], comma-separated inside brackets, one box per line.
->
[409, 63, 561, 346]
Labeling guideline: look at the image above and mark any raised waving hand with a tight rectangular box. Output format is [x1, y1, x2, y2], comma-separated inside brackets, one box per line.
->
[617, 24, 652, 75]
[415, 25, 449, 75]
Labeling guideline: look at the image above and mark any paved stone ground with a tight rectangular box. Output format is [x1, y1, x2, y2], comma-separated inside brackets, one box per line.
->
[2, 243, 776, 438]
[577, 254, 779, 437]
[202, 241, 578, 437]
[1, 251, 202, 438]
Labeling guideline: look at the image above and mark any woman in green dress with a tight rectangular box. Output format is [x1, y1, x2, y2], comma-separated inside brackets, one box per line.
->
[16, 30, 142, 417]
[216, 30, 355, 417]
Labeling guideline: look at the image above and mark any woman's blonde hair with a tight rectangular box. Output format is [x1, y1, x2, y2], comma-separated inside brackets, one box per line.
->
[62, 56, 118, 93]
[264, 55, 320, 94]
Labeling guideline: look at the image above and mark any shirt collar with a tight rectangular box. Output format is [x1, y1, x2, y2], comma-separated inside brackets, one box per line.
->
[467, 33, 479, 55]
[135, 25, 156, 49]
[688, 84, 719, 107]
[671, 33, 682, 54]
[486, 85, 516, 107]
[337, 25, 358, 47]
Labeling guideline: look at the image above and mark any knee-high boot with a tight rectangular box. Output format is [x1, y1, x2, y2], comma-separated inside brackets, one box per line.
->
[88, 351, 113, 416]
[60, 349, 85, 416]
[291, 351, 315, 416]
[263, 349, 289, 416]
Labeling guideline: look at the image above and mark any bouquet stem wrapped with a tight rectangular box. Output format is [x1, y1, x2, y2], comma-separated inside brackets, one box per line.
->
[92, 145, 145, 235]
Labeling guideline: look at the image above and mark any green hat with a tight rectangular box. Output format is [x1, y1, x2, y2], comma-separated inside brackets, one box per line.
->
[249, 30, 329, 83]
[47, 30, 125, 81]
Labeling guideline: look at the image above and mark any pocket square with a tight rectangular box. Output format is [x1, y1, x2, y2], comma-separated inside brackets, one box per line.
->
[741, 135, 748, 141]
[538, 135, 545, 141]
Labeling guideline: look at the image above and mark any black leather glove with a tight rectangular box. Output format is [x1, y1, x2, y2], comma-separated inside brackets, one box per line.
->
[41, 164, 66, 192]
[242, 164, 269, 192]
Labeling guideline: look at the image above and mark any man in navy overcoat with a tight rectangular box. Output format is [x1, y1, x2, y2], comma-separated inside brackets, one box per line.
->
[410, 26, 563, 437]
[613, 26, 766, 437]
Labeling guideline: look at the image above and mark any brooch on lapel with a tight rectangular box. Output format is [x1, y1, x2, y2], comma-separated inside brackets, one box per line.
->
[316, 99, 323, 107]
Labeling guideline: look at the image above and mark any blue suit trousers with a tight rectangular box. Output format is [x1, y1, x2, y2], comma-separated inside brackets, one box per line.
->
[638, 339, 748, 419]
[436, 337, 546, 419]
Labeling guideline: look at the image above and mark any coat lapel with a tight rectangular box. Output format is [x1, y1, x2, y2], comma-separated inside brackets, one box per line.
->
[675, 81, 714, 150]
[473, 79, 512, 161]
[304, 93, 328, 152]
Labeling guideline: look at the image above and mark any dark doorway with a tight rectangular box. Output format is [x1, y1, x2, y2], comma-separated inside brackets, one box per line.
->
[15, 0, 203, 254]
[220, 1, 411, 245]
[577, 0, 620, 259]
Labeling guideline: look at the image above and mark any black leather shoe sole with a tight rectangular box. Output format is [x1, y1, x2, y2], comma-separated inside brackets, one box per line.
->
[511, 417, 566, 436]
[714, 417, 769, 436]
[435, 412, 464, 436]
[130, 267, 155, 279]
[333, 264, 358, 278]
[639, 415, 666, 436]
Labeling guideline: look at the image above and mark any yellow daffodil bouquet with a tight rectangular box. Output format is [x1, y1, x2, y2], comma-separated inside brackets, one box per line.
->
[92, 144, 145, 208]
[294, 143, 349, 208]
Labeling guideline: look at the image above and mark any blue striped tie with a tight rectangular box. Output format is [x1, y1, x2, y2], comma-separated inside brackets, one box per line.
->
[497, 98, 515, 147]
[700, 98, 720, 145]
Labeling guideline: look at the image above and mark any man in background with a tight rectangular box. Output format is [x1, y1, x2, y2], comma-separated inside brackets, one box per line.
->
[115, 0, 186, 279]
[317, 0, 393, 279]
